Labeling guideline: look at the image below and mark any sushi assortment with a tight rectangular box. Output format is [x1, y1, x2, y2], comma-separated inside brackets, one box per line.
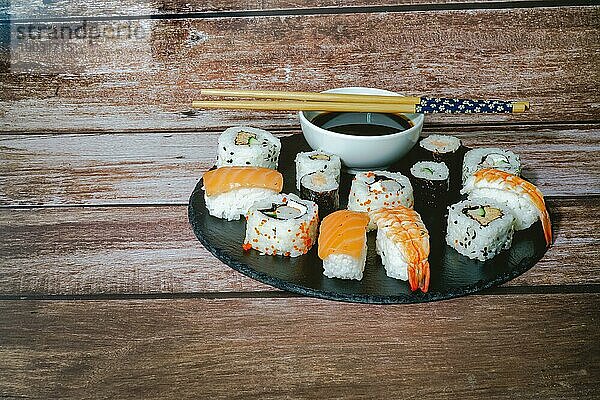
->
[201, 125, 552, 294]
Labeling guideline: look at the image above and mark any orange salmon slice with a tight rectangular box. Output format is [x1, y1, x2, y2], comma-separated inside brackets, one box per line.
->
[203, 166, 283, 196]
[318, 210, 369, 260]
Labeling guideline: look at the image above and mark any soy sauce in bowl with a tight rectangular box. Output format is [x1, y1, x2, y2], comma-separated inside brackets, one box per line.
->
[310, 112, 414, 136]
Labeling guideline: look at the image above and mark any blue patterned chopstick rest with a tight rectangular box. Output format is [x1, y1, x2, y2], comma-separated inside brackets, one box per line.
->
[415, 97, 516, 113]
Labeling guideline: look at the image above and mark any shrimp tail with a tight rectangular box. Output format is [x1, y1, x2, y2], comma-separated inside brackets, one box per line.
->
[541, 209, 553, 247]
[408, 260, 430, 293]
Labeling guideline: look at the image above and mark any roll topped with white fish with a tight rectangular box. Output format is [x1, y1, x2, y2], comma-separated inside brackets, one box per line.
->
[243, 193, 319, 257]
[347, 171, 413, 231]
[216, 126, 281, 169]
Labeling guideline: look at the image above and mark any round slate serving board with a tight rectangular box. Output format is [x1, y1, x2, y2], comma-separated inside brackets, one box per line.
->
[188, 134, 548, 304]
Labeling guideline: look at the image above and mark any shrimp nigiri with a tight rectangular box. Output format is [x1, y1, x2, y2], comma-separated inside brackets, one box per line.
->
[370, 206, 430, 293]
[462, 168, 552, 246]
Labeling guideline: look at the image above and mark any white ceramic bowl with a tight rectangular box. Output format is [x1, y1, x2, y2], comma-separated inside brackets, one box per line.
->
[299, 87, 424, 171]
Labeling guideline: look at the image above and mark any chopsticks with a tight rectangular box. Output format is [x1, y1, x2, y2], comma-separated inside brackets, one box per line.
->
[192, 89, 530, 114]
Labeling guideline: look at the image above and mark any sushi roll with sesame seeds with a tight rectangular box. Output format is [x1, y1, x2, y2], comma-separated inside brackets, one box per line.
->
[347, 171, 413, 231]
[216, 126, 281, 169]
[243, 193, 319, 257]
[446, 198, 515, 261]
[295, 150, 341, 190]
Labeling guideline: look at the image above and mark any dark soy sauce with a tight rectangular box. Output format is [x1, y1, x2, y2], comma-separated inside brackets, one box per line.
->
[311, 112, 414, 136]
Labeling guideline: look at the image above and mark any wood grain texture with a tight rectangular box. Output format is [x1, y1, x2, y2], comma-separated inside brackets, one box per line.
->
[1, 7, 599, 132]
[0, 198, 597, 296]
[0, 0, 567, 20]
[0, 295, 598, 399]
[1, 126, 598, 207]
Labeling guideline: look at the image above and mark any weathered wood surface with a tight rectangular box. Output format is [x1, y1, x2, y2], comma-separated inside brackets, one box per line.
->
[0, 198, 596, 296]
[1, 126, 598, 206]
[1, 0, 560, 20]
[2, 7, 599, 132]
[0, 295, 598, 399]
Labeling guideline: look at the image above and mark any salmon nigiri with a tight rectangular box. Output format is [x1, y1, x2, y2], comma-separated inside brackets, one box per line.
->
[462, 168, 552, 246]
[370, 206, 430, 293]
[202, 166, 283, 221]
[318, 210, 370, 280]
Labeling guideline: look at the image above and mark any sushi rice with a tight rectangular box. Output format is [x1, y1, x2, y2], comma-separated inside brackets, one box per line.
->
[348, 171, 414, 231]
[462, 147, 520, 185]
[244, 193, 319, 257]
[446, 198, 515, 261]
[216, 126, 281, 169]
[295, 150, 341, 190]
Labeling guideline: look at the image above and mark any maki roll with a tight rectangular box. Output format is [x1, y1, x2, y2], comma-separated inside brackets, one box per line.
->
[216, 126, 281, 169]
[295, 150, 341, 190]
[419, 134, 461, 163]
[370, 206, 430, 292]
[203, 166, 283, 221]
[446, 198, 515, 261]
[318, 210, 370, 280]
[419, 134, 462, 188]
[409, 161, 450, 211]
[462, 168, 552, 246]
[243, 193, 319, 257]
[462, 147, 520, 185]
[347, 171, 413, 231]
[300, 171, 340, 220]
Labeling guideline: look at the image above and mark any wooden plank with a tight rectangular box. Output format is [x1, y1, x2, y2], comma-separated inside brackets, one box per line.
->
[0, 0, 566, 20]
[0, 295, 598, 399]
[0, 198, 597, 296]
[1, 7, 599, 132]
[1, 126, 598, 207]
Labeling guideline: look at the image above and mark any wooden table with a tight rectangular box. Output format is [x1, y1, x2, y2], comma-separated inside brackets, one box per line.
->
[1, 1, 599, 398]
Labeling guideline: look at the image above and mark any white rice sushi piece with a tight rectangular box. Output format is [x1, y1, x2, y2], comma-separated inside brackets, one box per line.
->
[318, 210, 370, 280]
[462, 147, 521, 185]
[243, 193, 319, 257]
[295, 150, 341, 190]
[203, 166, 283, 221]
[216, 126, 281, 169]
[347, 171, 414, 231]
[446, 198, 515, 261]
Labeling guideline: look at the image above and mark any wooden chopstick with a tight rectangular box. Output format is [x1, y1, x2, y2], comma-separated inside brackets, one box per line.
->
[192, 100, 418, 113]
[200, 88, 421, 105]
[195, 89, 530, 114]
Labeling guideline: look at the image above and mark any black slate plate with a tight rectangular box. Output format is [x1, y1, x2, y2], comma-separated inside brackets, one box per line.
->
[188, 134, 548, 304]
